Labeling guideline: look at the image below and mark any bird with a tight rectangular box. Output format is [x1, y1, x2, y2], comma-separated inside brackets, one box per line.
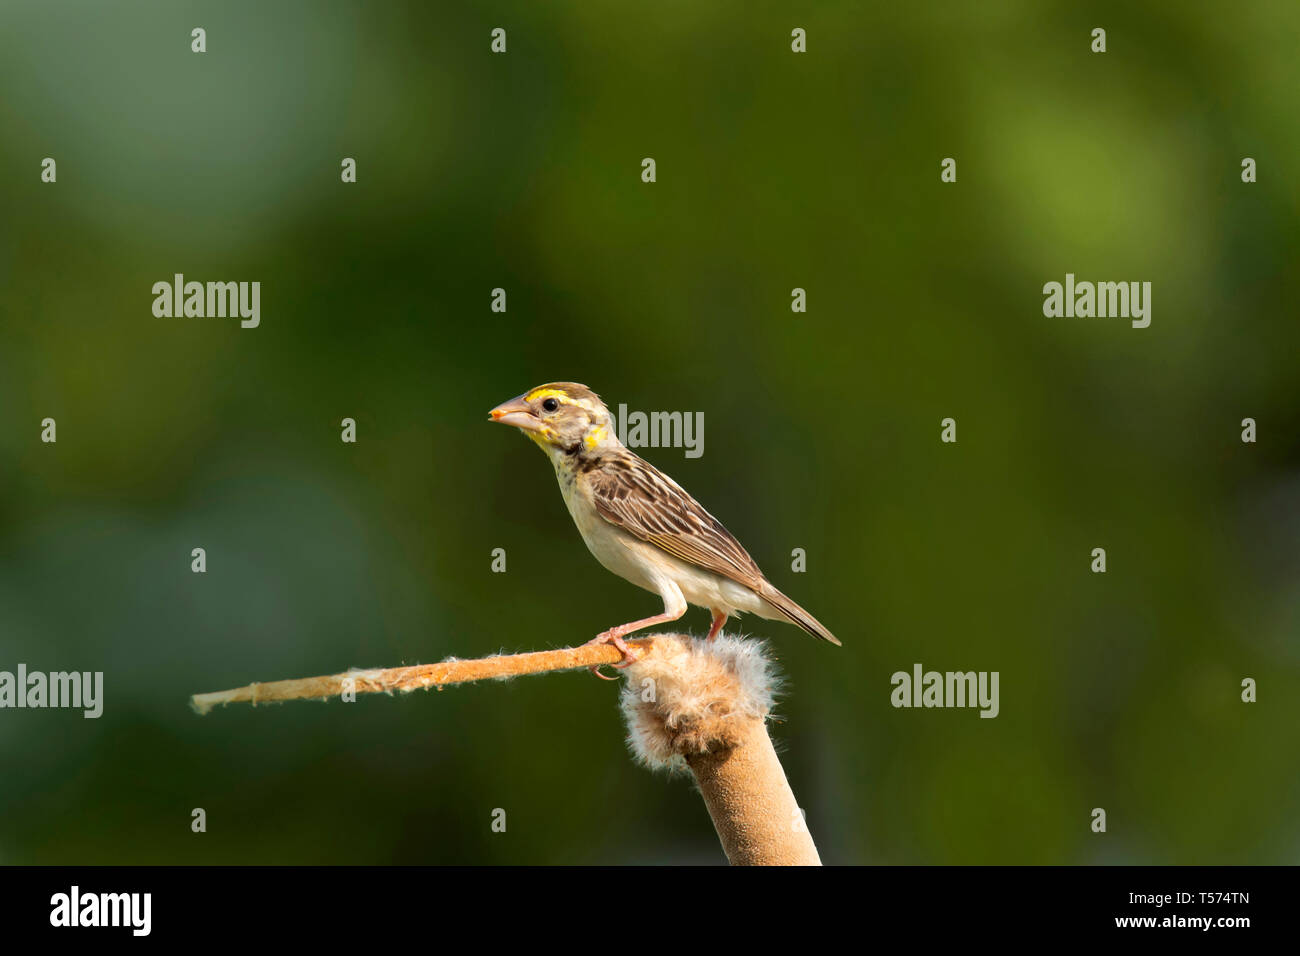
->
[489, 382, 840, 676]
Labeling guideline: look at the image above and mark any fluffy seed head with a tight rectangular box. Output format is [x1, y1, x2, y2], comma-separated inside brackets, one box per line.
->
[619, 634, 781, 775]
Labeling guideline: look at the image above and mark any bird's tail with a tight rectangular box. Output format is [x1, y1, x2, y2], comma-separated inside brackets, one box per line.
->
[758, 585, 842, 646]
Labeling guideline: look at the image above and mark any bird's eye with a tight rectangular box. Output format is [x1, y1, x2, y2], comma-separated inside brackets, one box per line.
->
[542, 398, 560, 413]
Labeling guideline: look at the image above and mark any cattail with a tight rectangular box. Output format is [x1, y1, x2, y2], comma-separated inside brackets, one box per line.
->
[620, 634, 821, 866]
[191, 632, 822, 865]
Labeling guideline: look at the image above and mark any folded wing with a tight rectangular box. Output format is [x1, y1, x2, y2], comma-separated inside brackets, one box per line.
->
[585, 454, 767, 591]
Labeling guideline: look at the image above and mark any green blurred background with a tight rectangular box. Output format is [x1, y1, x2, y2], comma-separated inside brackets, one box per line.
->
[1, 1, 1297, 864]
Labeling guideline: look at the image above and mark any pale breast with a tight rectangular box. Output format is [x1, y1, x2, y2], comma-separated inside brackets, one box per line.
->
[557, 466, 660, 592]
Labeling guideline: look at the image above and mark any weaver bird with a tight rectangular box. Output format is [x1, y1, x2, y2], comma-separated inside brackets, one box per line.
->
[490, 382, 840, 675]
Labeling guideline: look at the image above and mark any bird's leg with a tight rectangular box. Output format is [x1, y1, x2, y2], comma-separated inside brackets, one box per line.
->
[585, 590, 686, 679]
[706, 609, 727, 641]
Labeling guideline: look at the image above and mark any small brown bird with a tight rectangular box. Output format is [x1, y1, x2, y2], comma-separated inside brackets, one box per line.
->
[490, 382, 840, 674]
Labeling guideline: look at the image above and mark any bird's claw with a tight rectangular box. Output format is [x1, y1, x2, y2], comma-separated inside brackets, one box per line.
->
[583, 632, 642, 679]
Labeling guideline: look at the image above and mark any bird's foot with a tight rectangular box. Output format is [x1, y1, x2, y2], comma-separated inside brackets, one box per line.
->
[583, 631, 642, 679]
[706, 609, 727, 641]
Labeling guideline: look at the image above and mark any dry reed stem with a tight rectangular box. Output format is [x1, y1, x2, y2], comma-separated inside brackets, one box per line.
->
[190, 637, 657, 715]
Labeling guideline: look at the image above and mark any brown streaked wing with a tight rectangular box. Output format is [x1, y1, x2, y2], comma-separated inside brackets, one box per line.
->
[586, 453, 766, 590]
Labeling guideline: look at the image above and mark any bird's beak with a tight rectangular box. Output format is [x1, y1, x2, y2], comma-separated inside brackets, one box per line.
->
[489, 395, 543, 432]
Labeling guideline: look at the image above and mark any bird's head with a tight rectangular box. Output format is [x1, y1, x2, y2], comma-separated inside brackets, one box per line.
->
[489, 382, 619, 459]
